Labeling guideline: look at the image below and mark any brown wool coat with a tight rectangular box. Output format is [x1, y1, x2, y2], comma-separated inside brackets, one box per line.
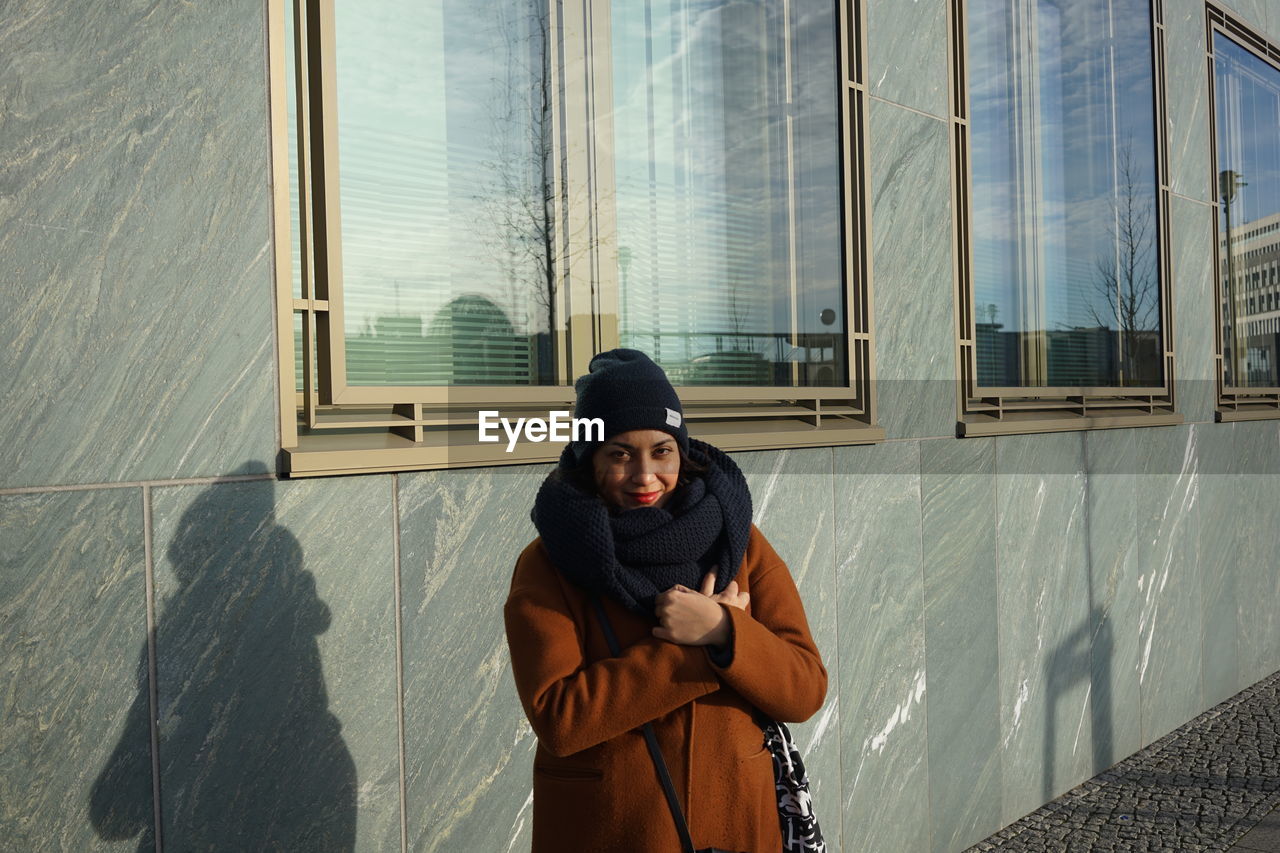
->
[504, 524, 827, 853]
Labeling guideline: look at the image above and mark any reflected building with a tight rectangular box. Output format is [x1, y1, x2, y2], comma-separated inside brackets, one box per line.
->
[345, 296, 534, 386]
[975, 322, 1161, 388]
[1220, 210, 1280, 387]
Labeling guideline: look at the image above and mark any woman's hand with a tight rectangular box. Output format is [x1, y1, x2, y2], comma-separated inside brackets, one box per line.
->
[652, 571, 748, 646]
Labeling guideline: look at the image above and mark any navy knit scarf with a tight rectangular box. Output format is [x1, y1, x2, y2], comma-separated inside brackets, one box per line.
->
[532, 439, 753, 616]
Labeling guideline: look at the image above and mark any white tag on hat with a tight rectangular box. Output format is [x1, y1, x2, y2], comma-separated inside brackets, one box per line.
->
[665, 408, 682, 427]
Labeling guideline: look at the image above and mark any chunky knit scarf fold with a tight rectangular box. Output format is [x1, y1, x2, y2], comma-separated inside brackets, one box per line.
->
[532, 439, 753, 616]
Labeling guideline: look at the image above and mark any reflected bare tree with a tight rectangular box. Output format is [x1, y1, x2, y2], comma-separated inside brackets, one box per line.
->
[474, 0, 557, 375]
[1089, 141, 1159, 385]
[726, 280, 753, 350]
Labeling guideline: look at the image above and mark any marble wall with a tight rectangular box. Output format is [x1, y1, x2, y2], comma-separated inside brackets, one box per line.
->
[0, 0, 278, 489]
[3, 0, 1280, 851]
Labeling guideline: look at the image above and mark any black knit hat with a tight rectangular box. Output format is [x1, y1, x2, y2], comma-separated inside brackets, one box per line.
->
[568, 349, 688, 464]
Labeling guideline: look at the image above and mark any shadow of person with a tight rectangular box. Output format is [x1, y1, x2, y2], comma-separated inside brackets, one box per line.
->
[90, 463, 357, 851]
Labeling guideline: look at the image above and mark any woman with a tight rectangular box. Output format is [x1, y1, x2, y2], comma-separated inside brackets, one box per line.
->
[504, 349, 827, 852]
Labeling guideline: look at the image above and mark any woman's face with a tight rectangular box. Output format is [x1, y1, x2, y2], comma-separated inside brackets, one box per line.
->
[591, 429, 681, 511]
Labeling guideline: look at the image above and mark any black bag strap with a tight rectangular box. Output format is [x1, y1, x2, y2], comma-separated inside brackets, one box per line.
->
[590, 596, 698, 853]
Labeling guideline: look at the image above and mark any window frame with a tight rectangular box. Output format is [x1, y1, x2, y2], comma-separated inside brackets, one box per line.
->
[947, 0, 1183, 437]
[1206, 4, 1280, 422]
[269, 0, 882, 476]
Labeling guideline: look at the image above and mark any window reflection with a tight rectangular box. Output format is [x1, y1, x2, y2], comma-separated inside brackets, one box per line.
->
[969, 0, 1163, 389]
[611, 0, 846, 387]
[1214, 33, 1280, 389]
[330, 0, 555, 386]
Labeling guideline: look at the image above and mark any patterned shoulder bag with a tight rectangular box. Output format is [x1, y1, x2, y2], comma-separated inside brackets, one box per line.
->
[762, 719, 826, 853]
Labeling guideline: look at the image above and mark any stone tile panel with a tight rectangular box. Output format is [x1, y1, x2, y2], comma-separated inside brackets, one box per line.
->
[835, 441, 929, 853]
[0, 489, 149, 851]
[151, 472, 400, 850]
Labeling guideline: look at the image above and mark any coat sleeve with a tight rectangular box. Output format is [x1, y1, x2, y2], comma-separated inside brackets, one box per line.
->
[706, 526, 828, 723]
[504, 543, 723, 758]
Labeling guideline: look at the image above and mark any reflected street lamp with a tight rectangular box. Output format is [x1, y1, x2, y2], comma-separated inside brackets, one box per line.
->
[1220, 169, 1247, 385]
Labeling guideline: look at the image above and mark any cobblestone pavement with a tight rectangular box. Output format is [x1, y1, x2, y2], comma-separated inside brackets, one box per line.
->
[967, 670, 1280, 852]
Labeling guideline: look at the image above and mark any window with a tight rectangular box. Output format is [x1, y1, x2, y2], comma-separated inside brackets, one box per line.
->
[1208, 6, 1280, 420]
[270, 0, 879, 475]
[948, 0, 1180, 435]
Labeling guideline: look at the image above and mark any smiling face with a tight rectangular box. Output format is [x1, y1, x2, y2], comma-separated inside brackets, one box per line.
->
[591, 429, 681, 511]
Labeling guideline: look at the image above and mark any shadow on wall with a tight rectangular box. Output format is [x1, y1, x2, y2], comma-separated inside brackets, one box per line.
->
[89, 462, 357, 851]
[1044, 463, 1117, 803]
[1044, 609, 1114, 802]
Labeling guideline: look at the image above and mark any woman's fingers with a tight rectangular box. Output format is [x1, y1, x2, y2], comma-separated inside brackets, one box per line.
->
[704, 578, 748, 610]
[651, 586, 725, 645]
[699, 571, 717, 597]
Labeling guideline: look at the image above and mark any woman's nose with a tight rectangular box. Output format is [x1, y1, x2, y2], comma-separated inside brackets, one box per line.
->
[630, 462, 657, 483]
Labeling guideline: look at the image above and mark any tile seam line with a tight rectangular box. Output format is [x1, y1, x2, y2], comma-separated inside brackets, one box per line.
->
[261, 0, 283, 460]
[868, 93, 949, 123]
[991, 436, 1007, 831]
[0, 474, 279, 496]
[392, 474, 409, 853]
[1169, 190, 1214, 207]
[914, 440, 935, 853]
[827, 444, 844, 853]
[143, 484, 164, 853]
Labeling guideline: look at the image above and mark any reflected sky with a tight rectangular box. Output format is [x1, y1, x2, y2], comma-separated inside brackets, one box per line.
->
[969, 0, 1162, 388]
[292, 0, 848, 387]
[1213, 32, 1280, 388]
[1214, 34, 1280, 226]
[611, 0, 846, 386]
[328, 0, 551, 385]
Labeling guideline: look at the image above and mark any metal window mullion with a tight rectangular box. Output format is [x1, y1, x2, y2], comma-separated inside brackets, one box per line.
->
[587, 0, 620, 354]
[557, 0, 618, 374]
[783, 0, 801, 388]
[306, 0, 351, 405]
[270, 0, 299, 449]
[292, 0, 320, 430]
[1152, 0, 1175, 400]
[1207, 15, 1229, 400]
[844, 0, 874, 416]
[546, 0, 573, 385]
[949, 0, 979, 416]
[303, 308, 318, 428]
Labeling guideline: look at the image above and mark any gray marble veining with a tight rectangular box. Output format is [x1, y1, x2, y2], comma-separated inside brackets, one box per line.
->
[151, 472, 400, 851]
[867, 0, 949, 118]
[736, 447, 841, 850]
[0, 0, 277, 488]
[398, 464, 548, 853]
[1172, 197, 1217, 424]
[919, 438, 1003, 853]
[1196, 423, 1242, 707]
[1233, 421, 1280, 686]
[1165, 0, 1213, 204]
[1, 489, 148, 851]
[1082, 428, 1144, 769]
[869, 101, 956, 441]
[834, 442, 929, 853]
[994, 433, 1093, 824]
[1133, 426, 1204, 746]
